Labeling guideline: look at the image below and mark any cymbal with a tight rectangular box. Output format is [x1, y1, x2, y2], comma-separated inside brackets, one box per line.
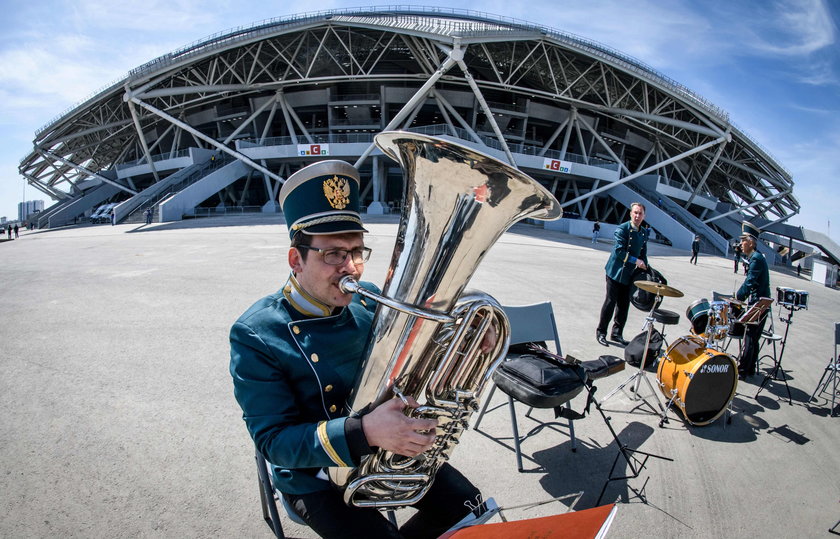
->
[721, 296, 746, 306]
[633, 280, 684, 298]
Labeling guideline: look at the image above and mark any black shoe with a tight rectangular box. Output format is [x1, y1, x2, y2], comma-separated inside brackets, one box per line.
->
[611, 335, 629, 346]
[597, 333, 609, 347]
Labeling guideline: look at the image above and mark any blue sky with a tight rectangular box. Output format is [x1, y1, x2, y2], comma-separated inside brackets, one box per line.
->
[1, 0, 837, 243]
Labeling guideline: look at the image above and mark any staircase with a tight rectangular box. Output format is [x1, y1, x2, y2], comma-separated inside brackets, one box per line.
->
[123, 206, 160, 225]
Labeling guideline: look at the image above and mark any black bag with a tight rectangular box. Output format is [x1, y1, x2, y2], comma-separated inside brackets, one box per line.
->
[624, 329, 663, 367]
[492, 354, 585, 409]
[631, 266, 667, 311]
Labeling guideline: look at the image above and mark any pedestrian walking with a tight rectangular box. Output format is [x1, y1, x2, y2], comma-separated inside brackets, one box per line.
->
[690, 235, 700, 264]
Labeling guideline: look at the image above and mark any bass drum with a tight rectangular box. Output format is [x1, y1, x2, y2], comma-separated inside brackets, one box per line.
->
[656, 335, 738, 426]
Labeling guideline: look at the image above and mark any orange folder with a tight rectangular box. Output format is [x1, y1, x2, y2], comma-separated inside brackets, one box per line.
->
[439, 504, 617, 539]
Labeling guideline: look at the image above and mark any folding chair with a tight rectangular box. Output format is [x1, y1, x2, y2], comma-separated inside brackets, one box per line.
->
[756, 314, 783, 375]
[473, 302, 579, 472]
[810, 322, 840, 416]
[255, 446, 397, 537]
[255, 447, 295, 538]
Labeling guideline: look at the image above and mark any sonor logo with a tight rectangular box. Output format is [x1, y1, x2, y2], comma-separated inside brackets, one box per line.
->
[700, 364, 729, 374]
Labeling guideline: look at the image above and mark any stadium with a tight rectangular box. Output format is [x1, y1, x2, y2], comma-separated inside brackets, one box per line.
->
[17, 6, 839, 265]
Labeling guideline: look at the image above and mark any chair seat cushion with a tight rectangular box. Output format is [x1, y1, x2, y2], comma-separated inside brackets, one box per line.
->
[493, 355, 585, 408]
[580, 355, 625, 380]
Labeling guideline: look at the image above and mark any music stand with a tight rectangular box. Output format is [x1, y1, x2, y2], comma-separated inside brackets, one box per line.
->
[529, 345, 672, 506]
[600, 282, 682, 419]
[810, 322, 839, 416]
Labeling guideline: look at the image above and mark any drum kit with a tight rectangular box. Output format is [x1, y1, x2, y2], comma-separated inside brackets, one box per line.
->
[602, 279, 763, 427]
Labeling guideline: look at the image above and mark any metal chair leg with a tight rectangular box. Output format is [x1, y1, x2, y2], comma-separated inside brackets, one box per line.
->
[507, 396, 524, 472]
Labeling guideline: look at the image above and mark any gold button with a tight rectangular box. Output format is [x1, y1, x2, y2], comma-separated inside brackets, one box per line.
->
[329, 405, 337, 413]
[292, 326, 300, 334]
[325, 384, 333, 392]
[361, 299, 367, 306]
[311, 353, 319, 363]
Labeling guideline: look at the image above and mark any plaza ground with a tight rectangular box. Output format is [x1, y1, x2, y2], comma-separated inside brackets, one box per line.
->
[1, 215, 838, 538]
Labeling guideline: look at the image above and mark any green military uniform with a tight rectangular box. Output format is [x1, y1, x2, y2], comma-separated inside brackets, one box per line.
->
[736, 251, 770, 304]
[734, 222, 771, 378]
[598, 221, 649, 340]
[230, 274, 379, 494]
[604, 222, 649, 285]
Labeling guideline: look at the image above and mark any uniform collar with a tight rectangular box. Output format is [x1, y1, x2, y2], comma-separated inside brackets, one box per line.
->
[283, 273, 333, 317]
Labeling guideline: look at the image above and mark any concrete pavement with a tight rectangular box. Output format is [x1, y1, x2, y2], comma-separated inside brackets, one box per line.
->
[1, 214, 838, 538]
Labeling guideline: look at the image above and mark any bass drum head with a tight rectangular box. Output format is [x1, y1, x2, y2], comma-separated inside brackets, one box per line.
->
[685, 299, 710, 334]
[657, 336, 737, 426]
[682, 352, 738, 425]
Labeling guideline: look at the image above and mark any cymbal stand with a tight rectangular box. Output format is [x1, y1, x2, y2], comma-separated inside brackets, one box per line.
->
[755, 306, 793, 404]
[529, 346, 672, 506]
[599, 294, 667, 420]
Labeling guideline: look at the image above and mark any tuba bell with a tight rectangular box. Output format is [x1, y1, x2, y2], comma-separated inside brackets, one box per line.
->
[329, 131, 562, 508]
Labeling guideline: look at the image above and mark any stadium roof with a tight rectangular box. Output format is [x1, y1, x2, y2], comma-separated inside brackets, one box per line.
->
[19, 6, 799, 235]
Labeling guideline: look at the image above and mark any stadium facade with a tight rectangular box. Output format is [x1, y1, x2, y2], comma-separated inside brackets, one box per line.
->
[17, 7, 839, 264]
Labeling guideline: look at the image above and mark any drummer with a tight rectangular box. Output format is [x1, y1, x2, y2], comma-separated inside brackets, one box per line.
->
[734, 222, 771, 380]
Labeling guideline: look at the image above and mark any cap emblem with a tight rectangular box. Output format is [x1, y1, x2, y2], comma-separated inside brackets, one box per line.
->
[323, 176, 351, 209]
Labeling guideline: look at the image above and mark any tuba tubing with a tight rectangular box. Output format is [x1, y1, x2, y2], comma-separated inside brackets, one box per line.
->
[329, 132, 562, 508]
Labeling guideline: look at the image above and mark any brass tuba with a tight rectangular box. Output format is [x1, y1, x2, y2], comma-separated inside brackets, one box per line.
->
[329, 132, 561, 508]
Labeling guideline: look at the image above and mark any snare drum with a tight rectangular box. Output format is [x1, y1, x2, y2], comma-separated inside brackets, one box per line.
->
[686, 299, 710, 334]
[656, 335, 738, 426]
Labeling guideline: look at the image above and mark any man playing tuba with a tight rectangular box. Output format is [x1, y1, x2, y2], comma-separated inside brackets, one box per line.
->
[230, 160, 482, 538]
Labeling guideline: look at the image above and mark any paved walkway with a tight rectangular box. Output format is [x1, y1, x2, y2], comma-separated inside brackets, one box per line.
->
[1, 215, 838, 538]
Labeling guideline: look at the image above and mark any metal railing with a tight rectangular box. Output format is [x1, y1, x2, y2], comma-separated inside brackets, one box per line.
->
[189, 206, 264, 218]
[116, 149, 191, 170]
[406, 124, 619, 170]
[124, 157, 233, 221]
[331, 93, 380, 102]
[243, 133, 377, 147]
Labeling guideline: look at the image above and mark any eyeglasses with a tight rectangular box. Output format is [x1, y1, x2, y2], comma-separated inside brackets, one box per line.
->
[297, 245, 372, 265]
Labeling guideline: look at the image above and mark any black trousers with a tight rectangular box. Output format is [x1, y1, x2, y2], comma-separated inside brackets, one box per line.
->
[597, 276, 631, 337]
[690, 251, 698, 264]
[285, 463, 480, 539]
[739, 312, 767, 376]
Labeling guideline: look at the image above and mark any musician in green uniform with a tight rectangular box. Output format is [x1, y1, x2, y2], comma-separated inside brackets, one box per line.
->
[230, 160, 482, 538]
[734, 221, 771, 380]
[596, 202, 649, 347]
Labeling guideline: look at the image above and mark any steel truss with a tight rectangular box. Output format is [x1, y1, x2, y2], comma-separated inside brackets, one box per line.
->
[19, 8, 797, 227]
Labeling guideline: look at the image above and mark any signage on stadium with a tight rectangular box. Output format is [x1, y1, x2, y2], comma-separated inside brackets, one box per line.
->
[543, 158, 572, 174]
[298, 144, 329, 156]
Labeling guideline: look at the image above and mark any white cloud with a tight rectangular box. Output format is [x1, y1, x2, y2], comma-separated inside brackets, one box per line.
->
[747, 0, 836, 56]
[778, 126, 840, 238]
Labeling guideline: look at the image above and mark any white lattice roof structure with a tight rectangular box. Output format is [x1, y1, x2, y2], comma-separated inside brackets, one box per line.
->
[20, 7, 806, 258]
